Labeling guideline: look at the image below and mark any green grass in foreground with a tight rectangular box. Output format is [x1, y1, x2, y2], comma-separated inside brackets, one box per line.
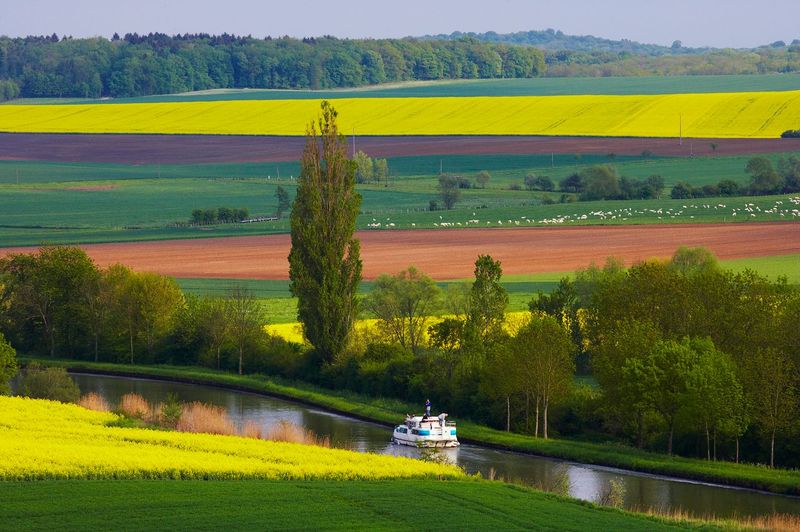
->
[0, 480, 706, 532]
[26, 358, 800, 497]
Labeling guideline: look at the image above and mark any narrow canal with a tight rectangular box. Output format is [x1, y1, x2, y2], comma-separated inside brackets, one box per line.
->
[60, 373, 800, 518]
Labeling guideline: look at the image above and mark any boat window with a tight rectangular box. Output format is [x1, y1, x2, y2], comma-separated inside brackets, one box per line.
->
[411, 429, 419, 435]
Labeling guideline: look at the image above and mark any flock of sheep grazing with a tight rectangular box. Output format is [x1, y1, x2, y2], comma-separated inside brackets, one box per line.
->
[363, 197, 800, 229]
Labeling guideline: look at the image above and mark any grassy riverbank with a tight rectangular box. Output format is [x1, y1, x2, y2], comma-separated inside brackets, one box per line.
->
[1, 480, 716, 531]
[22, 357, 800, 496]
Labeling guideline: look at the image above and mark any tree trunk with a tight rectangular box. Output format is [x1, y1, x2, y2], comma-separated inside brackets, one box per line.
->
[705, 422, 710, 461]
[542, 397, 549, 440]
[129, 325, 134, 364]
[636, 411, 645, 449]
[216, 346, 221, 370]
[735, 436, 740, 464]
[506, 395, 510, 432]
[94, 333, 99, 363]
[238, 345, 243, 375]
[712, 428, 717, 462]
[770, 429, 776, 468]
[525, 392, 529, 432]
[534, 396, 540, 438]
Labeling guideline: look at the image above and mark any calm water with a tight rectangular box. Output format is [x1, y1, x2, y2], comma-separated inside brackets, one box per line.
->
[46, 373, 800, 517]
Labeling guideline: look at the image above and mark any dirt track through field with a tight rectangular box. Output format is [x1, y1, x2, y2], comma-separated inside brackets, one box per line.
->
[1, 223, 797, 280]
[1, 133, 800, 164]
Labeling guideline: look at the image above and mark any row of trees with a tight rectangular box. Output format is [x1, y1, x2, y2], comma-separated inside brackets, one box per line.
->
[672, 156, 800, 199]
[189, 207, 249, 225]
[0, 246, 278, 375]
[0, 34, 545, 98]
[353, 151, 389, 184]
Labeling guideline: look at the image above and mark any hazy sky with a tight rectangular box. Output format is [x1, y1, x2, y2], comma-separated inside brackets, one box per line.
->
[3, 0, 798, 49]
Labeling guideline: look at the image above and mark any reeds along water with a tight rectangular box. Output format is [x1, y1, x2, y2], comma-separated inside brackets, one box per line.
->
[78, 392, 330, 446]
[77, 392, 110, 412]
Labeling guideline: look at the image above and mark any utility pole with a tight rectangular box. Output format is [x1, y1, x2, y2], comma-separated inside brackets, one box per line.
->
[439, 159, 443, 175]
[551, 152, 554, 168]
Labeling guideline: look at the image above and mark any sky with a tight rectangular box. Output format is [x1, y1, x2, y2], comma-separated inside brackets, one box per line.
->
[2, 0, 798, 49]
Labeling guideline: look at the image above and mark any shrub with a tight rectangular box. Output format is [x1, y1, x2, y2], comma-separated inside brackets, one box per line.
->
[0, 333, 17, 395]
[20, 364, 80, 403]
[780, 129, 800, 138]
[508, 182, 522, 191]
[598, 478, 626, 508]
[428, 200, 438, 211]
[78, 392, 110, 412]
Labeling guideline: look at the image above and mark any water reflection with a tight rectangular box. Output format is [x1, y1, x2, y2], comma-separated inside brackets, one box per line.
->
[60, 373, 800, 518]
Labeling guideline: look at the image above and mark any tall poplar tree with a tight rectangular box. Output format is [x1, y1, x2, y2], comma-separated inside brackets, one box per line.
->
[289, 101, 362, 364]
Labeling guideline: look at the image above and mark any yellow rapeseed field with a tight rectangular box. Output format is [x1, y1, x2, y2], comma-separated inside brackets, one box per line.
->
[266, 312, 531, 344]
[1, 91, 800, 137]
[0, 396, 465, 480]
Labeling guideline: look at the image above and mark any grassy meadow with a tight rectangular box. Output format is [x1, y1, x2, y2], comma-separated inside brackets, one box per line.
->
[1, 90, 800, 137]
[0, 152, 798, 247]
[5, 73, 800, 104]
[1, 480, 712, 531]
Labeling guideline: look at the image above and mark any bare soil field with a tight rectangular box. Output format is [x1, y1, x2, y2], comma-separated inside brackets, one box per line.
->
[1, 133, 799, 164]
[2, 223, 796, 280]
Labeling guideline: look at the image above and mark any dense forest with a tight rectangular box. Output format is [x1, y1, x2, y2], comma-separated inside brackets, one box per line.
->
[1, 31, 799, 100]
[0, 34, 545, 99]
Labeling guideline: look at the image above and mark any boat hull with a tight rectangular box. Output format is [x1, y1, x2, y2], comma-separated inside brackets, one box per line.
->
[393, 435, 460, 448]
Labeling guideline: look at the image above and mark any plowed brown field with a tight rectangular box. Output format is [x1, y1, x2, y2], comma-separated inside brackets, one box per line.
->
[2, 133, 800, 164]
[2, 223, 797, 280]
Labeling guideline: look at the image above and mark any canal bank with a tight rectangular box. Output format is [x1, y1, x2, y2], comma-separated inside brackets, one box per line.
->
[18, 357, 800, 500]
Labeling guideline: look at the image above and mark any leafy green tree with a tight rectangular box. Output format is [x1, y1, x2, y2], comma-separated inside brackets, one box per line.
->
[579, 165, 621, 201]
[364, 266, 441, 353]
[634, 338, 698, 455]
[669, 246, 719, 276]
[275, 185, 291, 219]
[428, 318, 465, 380]
[437, 175, 461, 210]
[289, 101, 362, 365]
[592, 319, 663, 448]
[227, 285, 264, 375]
[0, 333, 18, 395]
[480, 341, 519, 431]
[684, 339, 746, 461]
[742, 348, 797, 467]
[475, 170, 491, 189]
[466, 255, 508, 344]
[353, 150, 374, 183]
[512, 314, 575, 438]
[374, 158, 389, 183]
[135, 272, 185, 360]
[746, 157, 783, 195]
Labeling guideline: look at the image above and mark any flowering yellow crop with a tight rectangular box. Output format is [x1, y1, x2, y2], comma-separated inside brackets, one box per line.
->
[266, 312, 531, 344]
[0, 396, 465, 481]
[1, 91, 799, 138]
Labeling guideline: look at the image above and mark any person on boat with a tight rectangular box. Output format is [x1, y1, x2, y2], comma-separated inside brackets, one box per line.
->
[425, 398, 431, 417]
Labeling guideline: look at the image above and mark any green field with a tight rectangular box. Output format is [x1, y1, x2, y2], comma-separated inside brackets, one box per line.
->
[2, 150, 796, 188]
[0, 151, 798, 247]
[5, 73, 799, 105]
[0, 480, 707, 531]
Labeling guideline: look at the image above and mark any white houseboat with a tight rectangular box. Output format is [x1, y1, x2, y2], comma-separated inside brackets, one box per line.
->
[392, 413, 459, 448]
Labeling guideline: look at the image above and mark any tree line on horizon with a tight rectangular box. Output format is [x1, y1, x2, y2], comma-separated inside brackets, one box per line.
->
[2, 31, 800, 101]
[0, 33, 545, 100]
